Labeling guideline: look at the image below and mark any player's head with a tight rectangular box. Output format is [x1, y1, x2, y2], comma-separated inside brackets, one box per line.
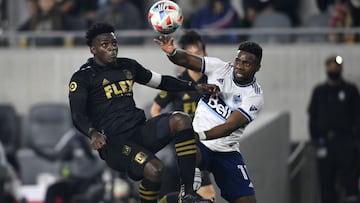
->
[179, 30, 207, 57]
[86, 23, 118, 65]
[233, 41, 262, 84]
[325, 55, 343, 81]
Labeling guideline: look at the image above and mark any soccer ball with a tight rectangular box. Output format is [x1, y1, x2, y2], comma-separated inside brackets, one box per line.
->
[148, 0, 183, 34]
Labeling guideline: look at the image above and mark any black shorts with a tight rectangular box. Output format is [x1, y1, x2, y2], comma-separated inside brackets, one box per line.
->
[98, 113, 174, 180]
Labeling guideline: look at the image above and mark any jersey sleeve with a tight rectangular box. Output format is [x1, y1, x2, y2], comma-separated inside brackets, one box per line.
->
[202, 56, 229, 75]
[236, 93, 264, 122]
[68, 71, 93, 137]
[154, 90, 175, 108]
[131, 59, 153, 85]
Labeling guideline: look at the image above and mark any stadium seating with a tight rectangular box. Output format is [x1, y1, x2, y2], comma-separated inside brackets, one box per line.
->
[17, 103, 73, 185]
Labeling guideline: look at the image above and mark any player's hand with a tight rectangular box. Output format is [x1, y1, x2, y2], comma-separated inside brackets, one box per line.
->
[153, 35, 177, 55]
[90, 131, 107, 150]
[195, 84, 220, 96]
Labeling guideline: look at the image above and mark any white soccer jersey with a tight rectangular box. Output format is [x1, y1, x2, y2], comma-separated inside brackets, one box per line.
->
[193, 56, 264, 152]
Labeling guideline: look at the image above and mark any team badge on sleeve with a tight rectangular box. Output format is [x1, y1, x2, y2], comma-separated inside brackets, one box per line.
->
[69, 81, 77, 92]
[159, 91, 168, 98]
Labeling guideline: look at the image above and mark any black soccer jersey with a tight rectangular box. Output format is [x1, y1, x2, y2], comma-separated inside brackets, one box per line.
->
[69, 58, 153, 139]
[154, 71, 207, 118]
[308, 80, 360, 139]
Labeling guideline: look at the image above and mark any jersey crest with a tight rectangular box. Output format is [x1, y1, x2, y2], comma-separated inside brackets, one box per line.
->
[123, 69, 133, 79]
[233, 94, 242, 104]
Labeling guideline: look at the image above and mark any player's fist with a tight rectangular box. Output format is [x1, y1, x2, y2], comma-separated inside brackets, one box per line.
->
[195, 84, 220, 96]
[90, 131, 107, 150]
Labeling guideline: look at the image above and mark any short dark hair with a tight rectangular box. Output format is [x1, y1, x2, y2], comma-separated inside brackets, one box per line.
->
[178, 30, 206, 52]
[86, 23, 115, 47]
[238, 41, 263, 63]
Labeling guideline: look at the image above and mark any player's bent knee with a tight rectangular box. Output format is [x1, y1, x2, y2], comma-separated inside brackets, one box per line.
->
[169, 111, 192, 131]
[143, 158, 164, 182]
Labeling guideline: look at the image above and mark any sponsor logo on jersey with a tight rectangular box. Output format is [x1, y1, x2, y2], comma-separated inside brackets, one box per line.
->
[203, 95, 232, 119]
[104, 80, 134, 99]
[134, 152, 147, 164]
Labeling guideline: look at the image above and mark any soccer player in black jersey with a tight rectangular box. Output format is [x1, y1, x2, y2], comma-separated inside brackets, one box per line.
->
[68, 23, 218, 203]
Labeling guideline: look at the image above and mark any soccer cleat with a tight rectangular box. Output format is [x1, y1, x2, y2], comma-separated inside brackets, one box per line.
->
[180, 192, 214, 203]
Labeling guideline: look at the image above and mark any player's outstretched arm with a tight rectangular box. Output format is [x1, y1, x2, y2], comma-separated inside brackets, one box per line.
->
[197, 111, 249, 141]
[154, 35, 202, 72]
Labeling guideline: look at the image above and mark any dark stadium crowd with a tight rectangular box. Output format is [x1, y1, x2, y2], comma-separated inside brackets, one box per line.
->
[0, 0, 359, 46]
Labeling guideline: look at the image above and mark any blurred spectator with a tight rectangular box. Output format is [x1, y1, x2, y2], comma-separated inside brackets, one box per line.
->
[0, 0, 7, 39]
[345, 0, 360, 42]
[350, 0, 360, 27]
[297, 0, 332, 43]
[242, 0, 299, 27]
[31, 129, 105, 203]
[0, 0, 6, 23]
[248, 0, 292, 43]
[176, 0, 208, 28]
[317, 0, 336, 12]
[58, 0, 98, 29]
[272, 0, 300, 26]
[18, 0, 70, 46]
[242, 0, 275, 28]
[308, 55, 360, 203]
[190, 0, 241, 44]
[95, 0, 144, 45]
[319, 0, 360, 43]
[0, 0, 7, 46]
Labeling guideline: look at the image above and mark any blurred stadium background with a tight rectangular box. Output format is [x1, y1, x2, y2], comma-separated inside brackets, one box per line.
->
[0, 0, 359, 203]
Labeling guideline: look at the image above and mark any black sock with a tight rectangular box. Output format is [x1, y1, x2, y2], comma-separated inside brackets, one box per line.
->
[174, 128, 197, 195]
[159, 192, 180, 203]
[139, 178, 161, 203]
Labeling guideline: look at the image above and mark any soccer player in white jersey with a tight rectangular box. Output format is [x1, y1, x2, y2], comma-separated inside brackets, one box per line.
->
[155, 36, 264, 203]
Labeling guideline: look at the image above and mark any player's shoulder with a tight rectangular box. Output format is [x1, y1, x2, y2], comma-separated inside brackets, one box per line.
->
[204, 56, 227, 65]
[116, 57, 144, 70]
[177, 70, 190, 80]
[204, 56, 232, 72]
[343, 80, 359, 89]
[116, 57, 138, 64]
[312, 82, 327, 92]
[71, 58, 94, 78]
